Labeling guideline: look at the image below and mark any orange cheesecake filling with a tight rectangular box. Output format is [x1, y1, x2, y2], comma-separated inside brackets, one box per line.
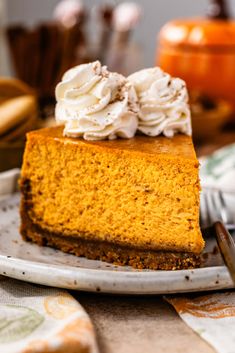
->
[20, 126, 204, 255]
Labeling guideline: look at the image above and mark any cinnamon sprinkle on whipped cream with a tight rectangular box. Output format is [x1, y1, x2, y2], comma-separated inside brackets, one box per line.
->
[55, 61, 139, 141]
[55, 61, 192, 140]
[128, 67, 192, 137]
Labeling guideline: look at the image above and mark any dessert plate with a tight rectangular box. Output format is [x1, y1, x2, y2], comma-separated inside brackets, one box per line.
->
[0, 192, 234, 294]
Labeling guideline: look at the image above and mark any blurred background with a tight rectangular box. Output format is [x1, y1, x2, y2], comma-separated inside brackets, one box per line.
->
[4, 0, 230, 68]
[1, 0, 235, 171]
[3, 0, 235, 69]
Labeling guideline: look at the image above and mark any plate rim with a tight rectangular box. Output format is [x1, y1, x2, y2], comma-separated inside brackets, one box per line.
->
[0, 253, 233, 294]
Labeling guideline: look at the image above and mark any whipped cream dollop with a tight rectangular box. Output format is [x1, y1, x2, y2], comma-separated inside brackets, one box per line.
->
[55, 61, 139, 140]
[128, 67, 192, 137]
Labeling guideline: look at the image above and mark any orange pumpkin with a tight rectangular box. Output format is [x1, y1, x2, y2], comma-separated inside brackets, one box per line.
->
[157, 0, 235, 110]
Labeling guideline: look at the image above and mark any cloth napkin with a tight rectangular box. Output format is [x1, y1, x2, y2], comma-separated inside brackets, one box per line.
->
[166, 292, 235, 353]
[0, 276, 99, 353]
[200, 143, 235, 192]
[166, 143, 235, 353]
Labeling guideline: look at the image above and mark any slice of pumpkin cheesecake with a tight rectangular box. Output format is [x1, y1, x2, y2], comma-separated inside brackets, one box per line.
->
[20, 126, 204, 270]
[19, 61, 204, 270]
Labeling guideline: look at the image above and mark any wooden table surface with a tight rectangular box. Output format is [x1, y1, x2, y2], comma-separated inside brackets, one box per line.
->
[76, 293, 215, 353]
[72, 130, 235, 353]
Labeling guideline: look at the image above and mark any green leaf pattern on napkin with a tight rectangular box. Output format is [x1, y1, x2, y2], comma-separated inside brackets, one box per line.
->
[200, 144, 235, 181]
[0, 305, 44, 343]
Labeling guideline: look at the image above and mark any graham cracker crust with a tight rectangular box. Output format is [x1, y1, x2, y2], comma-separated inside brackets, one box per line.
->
[20, 179, 200, 270]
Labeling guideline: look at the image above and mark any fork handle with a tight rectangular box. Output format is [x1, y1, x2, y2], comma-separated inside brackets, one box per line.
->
[214, 221, 235, 285]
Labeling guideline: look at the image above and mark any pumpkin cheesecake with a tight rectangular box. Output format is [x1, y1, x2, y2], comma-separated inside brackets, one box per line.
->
[20, 61, 204, 270]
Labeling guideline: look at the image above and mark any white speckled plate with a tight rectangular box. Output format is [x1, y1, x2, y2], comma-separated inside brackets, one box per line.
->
[0, 188, 234, 294]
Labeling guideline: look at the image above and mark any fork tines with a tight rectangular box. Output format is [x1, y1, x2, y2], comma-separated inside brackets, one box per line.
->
[200, 189, 235, 230]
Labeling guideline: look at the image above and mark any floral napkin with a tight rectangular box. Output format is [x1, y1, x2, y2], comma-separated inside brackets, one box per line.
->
[0, 276, 99, 353]
[200, 143, 235, 192]
[166, 292, 235, 353]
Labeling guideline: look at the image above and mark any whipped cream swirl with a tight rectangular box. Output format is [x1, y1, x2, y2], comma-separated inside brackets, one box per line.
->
[55, 61, 139, 140]
[128, 67, 192, 137]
